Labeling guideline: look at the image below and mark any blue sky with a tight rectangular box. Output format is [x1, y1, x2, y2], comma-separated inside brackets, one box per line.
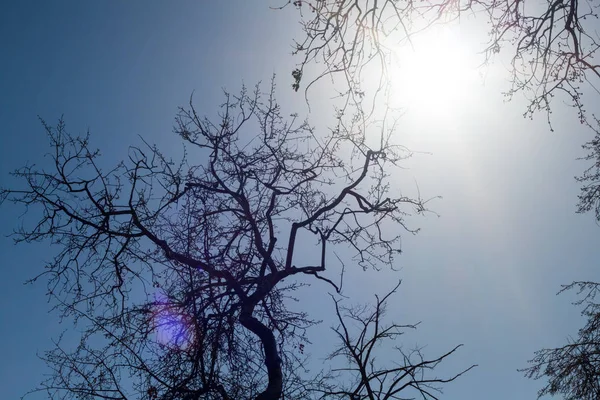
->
[1, 1, 599, 399]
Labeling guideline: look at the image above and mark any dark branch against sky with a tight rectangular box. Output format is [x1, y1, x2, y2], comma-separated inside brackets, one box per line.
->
[1, 1, 600, 400]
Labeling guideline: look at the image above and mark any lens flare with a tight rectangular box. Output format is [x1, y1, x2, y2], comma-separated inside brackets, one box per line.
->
[151, 291, 194, 348]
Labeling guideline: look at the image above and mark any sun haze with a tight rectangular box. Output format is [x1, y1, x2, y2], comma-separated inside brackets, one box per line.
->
[384, 25, 481, 126]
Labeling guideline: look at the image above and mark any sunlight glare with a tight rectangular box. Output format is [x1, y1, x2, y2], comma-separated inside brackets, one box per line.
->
[384, 26, 479, 125]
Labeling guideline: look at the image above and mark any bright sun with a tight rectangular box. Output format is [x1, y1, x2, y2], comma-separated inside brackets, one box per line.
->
[384, 26, 479, 124]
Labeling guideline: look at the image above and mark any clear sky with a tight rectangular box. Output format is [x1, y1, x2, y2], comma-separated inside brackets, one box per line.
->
[1, 1, 599, 399]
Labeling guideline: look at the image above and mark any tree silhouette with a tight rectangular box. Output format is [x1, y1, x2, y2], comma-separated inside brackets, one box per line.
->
[278, 1, 600, 396]
[1, 80, 470, 399]
[521, 281, 600, 399]
[282, 0, 600, 221]
[309, 282, 476, 400]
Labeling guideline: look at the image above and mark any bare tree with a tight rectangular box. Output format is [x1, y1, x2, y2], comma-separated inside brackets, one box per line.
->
[521, 281, 600, 399]
[282, 0, 447, 100]
[1, 79, 469, 400]
[576, 119, 600, 221]
[308, 282, 476, 400]
[283, 0, 600, 120]
[278, 0, 600, 220]
[271, 2, 600, 399]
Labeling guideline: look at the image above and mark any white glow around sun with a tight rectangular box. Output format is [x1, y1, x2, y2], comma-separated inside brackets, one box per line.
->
[384, 26, 480, 125]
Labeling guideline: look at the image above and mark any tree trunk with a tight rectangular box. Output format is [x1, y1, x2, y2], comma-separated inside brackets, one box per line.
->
[239, 304, 283, 400]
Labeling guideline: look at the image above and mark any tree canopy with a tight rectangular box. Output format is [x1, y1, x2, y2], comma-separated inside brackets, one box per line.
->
[0, 80, 473, 399]
[286, 0, 600, 220]
[4, 0, 600, 398]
